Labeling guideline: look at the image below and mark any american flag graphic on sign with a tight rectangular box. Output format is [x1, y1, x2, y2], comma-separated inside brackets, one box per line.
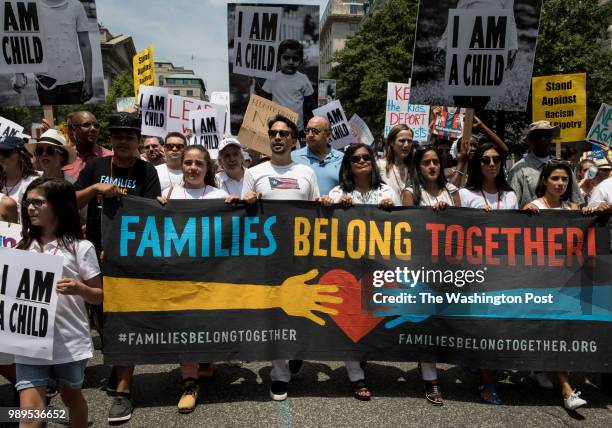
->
[269, 177, 300, 190]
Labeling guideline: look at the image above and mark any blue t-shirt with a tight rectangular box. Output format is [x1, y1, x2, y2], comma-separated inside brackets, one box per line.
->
[291, 145, 343, 196]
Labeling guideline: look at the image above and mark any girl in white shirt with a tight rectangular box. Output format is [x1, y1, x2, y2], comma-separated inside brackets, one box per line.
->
[15, 177, 102, 427]
[377, 125, 414, 200]
[157, 145, 228, 414]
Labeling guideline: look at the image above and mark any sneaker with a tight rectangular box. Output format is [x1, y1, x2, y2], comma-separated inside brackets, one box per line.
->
[107, 394, 133, 423]
[106, 366, 118, 395]
[563, 390, 587, 410]
[530, 371, 553, 389]
[177, 379, 199, 414]
[269, 381, 288, 401]
[288, 360, 303, 376]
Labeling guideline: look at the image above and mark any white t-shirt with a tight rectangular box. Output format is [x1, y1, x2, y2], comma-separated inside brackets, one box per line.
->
[16, 239, 100, 365]
[37, 0, 91, 86]
[262, 71, 314, 130]
[530, 199, 572, 210]
[588, 177, 612, 206]
[241, 161, 319, 201]
[328, 183, 400, 206]
[377, 159, 411, 200]
[162, 184, 228, 200]
[2, 174, 39, 222]
[215, 170, 244, 196]
[155, 164, 183, 192]
[406, 183, 458, 207]
[459, 188, 518, 210]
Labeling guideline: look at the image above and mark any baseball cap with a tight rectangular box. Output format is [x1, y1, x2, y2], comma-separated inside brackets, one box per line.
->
[0, 136, 25, 151]
[218, 137, 242, 153]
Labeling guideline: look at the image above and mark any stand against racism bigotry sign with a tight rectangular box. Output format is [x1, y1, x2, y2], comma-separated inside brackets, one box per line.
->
[532, 73, 587, 143]
[102, 197, 611, 371]
[0, 247, 63, 360]
[133, 45, 155, 97]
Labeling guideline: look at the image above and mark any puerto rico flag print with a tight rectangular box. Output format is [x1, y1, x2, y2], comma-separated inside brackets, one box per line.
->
[269, 177, 300, 190]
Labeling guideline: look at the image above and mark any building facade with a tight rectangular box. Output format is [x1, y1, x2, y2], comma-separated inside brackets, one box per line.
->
[154, 62, 207, 100]
[319, 0, 366, 77]
[99, 26, 136, 94]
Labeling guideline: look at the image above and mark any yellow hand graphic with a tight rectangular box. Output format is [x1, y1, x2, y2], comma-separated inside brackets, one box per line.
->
[276, 269, 343, 326]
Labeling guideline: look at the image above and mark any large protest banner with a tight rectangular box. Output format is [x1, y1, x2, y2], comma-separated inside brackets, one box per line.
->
[133, 45, 155, 97]
[532, 73, 587, 142]
[313, 100, 355, 149]
[384, 82, 430, 142]
[587, 103, 612, 159]
[237, 94, 298, 155]
[102, 197, 611, 371]
[410, 1, 543, 111]
[0, 247, 62, 360]
[138, 85, 168, 138]
[0, 115, 24, 138]
[0, 0, 105, 106]
[228, 3, 320, 133]
[0, 221, 21, 248]
[189, 109, 223, 158]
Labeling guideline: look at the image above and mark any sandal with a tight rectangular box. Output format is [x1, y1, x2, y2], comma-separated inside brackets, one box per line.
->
[351, 379, 372, 401]
[478, 384, 502, 405]
[423, 381, 444, 406]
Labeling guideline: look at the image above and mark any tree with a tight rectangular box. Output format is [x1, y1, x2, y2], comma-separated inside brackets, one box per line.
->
[329, 0, 612, 151]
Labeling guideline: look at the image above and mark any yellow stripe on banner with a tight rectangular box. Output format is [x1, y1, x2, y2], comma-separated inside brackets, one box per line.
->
[103, 271, 342, 316]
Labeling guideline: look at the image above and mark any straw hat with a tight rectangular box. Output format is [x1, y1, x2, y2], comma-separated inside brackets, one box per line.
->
[26, 129, 76, 166]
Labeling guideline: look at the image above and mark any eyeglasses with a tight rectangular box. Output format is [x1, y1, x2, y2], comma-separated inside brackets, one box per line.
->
[35, 146, 61, 156]
[350, 154, 372, 163]
[74, 122, 100, 130]
[22, 198, 47, 208]
[480, 156, 501, 165]
[305, 127, 322, 135]
[165, 143, 185, 151]
[143, 145, 159, 150]
[0, 149, 15, 157]
[268, 129, 292, 138]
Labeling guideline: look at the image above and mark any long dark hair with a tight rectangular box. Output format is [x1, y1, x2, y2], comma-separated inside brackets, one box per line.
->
[465, 142, 512, 192]
[535, 159, 573, 201]
[17, 178, 82, 250]
[384, 124, 414, 173]
[181, 145, 216, 187]
[0, 146, 36, 188]
[339, 143, 383, 192]
[410, 145, 449, 205]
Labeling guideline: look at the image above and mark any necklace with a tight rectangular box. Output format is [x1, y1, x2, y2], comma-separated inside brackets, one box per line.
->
[2, 175, 23, 196]
[480, 189, 502, 210]
[391, 164, 407, 192]
[110, 157, 135, 188]
[183, 185, 207, 199]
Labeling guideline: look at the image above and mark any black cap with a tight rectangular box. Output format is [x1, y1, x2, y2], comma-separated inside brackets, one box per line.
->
[0, 136, 25, 151]
[108, 112, 141, 132]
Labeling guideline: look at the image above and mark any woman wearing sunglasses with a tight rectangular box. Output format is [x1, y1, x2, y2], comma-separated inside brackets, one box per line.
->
[402, 145, 458, 406]
[0, 136, 39, 221]
[377, 125, 415, 200]
[25, 129, 77, 183]
[457, 143, 517, 405]
[319, 143, 397, 401]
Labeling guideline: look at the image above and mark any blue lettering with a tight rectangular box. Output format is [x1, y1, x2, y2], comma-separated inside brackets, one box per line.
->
[201, 217, 210, 257]
[164, 217, 196, 257]
[231, 216, 240, 256]
[120, 216, 140, 256]
[214, 217, 229, 257]
[136, 217, 161, 257]
[243, 216, 259, 256]
[260, 216, 277, 256]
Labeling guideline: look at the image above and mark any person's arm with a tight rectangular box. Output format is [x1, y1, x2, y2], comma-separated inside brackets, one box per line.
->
[77, 32, 93, 101]
[0, 195, 18, 223]
[56, 275, 102, 305]
[143, 164, 162, 198]
[473, 116, 509, 156]
[402, 189, 415, 206]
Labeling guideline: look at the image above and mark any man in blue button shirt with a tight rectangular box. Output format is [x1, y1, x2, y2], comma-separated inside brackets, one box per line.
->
[291, 116, 344, 195]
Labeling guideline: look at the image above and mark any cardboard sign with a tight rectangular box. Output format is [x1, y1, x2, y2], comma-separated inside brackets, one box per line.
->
[313, 100, 355, 149]
[167, 95, 225, 137]
[0, 221, 21, 249]
[445, 9, 511, 97]
[0, 116, 24, 138]
[0, 0, 48, 73]
[138, 86, 168, 138]
[237, 94, 298, 155]
[189, 109, 223, 158]
[349, 114, 374, 146]
[532, 73, 587, 143]
[116, 97, 136, 113]
[384, 82, 430, 142]
[0, 247, 62, 360]
[233, 6, 282, 79]
[587, 103, 612, 158]
[133, 45, 155, 97]
[433, 108, 463, 140]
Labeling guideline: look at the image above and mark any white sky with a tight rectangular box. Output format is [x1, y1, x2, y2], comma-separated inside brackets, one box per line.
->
[97, 0, 329, 95]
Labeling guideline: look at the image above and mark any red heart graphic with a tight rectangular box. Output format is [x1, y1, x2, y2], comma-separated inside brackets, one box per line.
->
[319, 269, 383, 343]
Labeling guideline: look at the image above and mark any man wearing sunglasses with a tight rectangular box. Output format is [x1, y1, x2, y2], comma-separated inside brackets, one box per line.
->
[63, 111, 112, 181]
[142, 136, 165, 166]
[242, 115, 319, 402]
[508, 121, 583, 208]
[291, 116, 343, 195]
[155, 132, 187, 191]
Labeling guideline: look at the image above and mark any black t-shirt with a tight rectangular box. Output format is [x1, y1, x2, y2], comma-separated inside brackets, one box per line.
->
[74, 156, 161, 251]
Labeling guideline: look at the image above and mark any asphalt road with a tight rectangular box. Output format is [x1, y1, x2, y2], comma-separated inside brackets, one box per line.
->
[1, 345, 612, 427]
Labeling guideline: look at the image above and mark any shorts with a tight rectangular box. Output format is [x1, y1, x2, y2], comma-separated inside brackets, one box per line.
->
[15, 359, 88, 391]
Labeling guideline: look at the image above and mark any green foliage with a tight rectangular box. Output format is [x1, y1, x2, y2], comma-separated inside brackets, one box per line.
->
[0, 70, 134, 148]
[329, 0, 612, 151]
